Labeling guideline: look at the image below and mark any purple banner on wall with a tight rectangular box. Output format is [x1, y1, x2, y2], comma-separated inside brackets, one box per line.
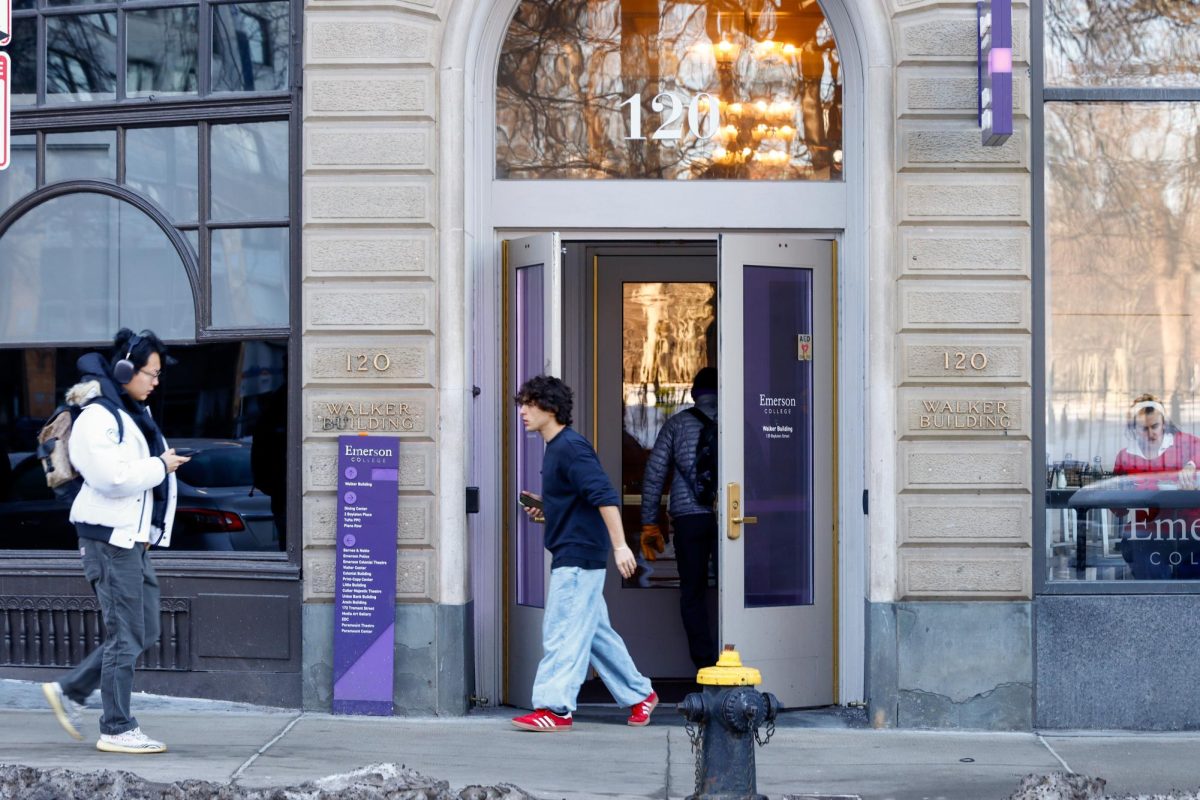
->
[977, 0, 1013, 146]
[742, 266, 814, 608]
[333, 434, 400, 715]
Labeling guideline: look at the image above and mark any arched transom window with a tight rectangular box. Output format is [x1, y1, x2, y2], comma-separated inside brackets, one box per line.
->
[496, 0, 842, 180]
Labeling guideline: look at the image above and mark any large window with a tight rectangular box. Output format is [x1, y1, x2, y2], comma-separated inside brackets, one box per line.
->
[0, 341, 287, 552]
[1042, 1, 1200, 583]
[0, 0, 295, 555]
[0, 0, 289, 106]
[496, 0, 842, 180]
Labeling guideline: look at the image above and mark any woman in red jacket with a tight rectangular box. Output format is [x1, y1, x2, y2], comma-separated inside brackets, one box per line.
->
[1112, 394, 1200, 578]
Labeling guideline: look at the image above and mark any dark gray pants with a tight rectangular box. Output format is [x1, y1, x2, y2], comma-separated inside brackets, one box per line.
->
[59, 537, 160, 736]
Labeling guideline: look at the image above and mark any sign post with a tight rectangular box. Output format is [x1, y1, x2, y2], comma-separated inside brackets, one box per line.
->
[332, 434, 400, 715]
[977, 0, 1013, 147]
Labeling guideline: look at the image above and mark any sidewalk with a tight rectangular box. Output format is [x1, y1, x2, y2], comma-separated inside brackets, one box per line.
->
[4, 680, 1200, 800]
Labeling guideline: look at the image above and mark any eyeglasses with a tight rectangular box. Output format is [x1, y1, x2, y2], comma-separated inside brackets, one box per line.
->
[139, 368, 164, 380]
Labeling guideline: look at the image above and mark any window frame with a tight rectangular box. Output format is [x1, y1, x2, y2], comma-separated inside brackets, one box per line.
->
[0, 0, 301, 573]
[1033, 1, 1200, 595]
[5, 0, 291, 108]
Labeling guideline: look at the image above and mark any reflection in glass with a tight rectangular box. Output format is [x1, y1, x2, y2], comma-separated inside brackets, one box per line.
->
[0, 193, 195, 343]
[126, 7, 199, 97]
[47, 13, 116, 103]
[1045, 102, 1200, 581]
[210, 227, 288, 328]
[210, 121, 288, 221]
[1, 18, 37, 105]
[45, 129, 116, 182]
[496, 0, 841, 180]
[515, 264, 546, 608]
[1046, 0, 1200, 88]
[0, 341, 288, 552]
[0, 135, 37, 216]
[212, 2, 290, 93]
[126, 126, 199, 223]
[742, 266, 812, 607]
[620, 282, 716, 588]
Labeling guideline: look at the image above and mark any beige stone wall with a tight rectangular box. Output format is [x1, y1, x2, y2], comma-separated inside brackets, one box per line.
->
[891, 0, 1033, 599]
[301, 0, 444, 604]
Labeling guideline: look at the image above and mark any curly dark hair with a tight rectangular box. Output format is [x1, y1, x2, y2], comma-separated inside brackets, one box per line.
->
[514, 375, 573, 425]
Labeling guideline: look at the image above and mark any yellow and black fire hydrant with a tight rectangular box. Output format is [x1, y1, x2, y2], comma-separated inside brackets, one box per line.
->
[678, 645, 780, 800]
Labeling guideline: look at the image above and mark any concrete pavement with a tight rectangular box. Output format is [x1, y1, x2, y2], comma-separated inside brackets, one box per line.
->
[3, 680, 1200, 799]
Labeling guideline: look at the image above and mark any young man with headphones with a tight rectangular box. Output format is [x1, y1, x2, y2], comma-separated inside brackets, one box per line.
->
[42, 328, 191, 754]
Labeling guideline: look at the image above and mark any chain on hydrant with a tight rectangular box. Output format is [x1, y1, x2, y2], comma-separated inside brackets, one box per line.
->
[677, 645, 781, 800]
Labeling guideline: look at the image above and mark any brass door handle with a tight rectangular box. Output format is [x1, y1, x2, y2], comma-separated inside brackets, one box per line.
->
[726, 482, 757, 539]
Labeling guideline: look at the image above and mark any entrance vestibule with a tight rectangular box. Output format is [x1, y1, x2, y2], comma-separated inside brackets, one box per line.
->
[502, 234, 835, 709]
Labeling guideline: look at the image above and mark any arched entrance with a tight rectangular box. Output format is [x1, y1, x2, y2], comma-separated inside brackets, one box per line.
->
[438, 0, 896, 710]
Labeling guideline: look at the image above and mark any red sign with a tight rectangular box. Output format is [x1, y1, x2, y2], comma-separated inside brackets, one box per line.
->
[1, 0, 9, 46]
[0, 54, 9, 171]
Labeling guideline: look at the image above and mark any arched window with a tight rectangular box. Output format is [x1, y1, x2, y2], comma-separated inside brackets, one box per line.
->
[495, 0, 843, 180]
[0, 187, 198, 344]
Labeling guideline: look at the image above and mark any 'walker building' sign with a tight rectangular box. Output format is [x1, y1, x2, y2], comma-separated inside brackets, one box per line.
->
[977, 0, 1013, 147]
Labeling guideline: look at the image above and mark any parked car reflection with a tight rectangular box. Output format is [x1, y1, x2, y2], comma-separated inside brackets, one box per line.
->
[0, 439, 281, 551]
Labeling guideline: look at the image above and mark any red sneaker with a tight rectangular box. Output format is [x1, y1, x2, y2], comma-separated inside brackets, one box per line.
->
[627, 691, 658, 727]
[511, 708, 573, 732]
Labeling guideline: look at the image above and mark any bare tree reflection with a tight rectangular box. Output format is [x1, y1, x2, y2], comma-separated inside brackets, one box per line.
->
[1047, 102, 1200, 462]
[496, 0, 842, 180]
[47, 14, 116, 100]
[1045, 0, 1200, 87]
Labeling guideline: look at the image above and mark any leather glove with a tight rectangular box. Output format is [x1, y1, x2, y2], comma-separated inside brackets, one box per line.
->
[641, 524, 666, 562]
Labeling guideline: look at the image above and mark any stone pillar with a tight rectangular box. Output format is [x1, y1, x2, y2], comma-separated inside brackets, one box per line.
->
[868, 0, 1034, 729]
[300, 0, 470, 714]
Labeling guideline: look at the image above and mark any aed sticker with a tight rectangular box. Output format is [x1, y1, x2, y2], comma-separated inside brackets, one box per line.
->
[797, 334, 812, 362]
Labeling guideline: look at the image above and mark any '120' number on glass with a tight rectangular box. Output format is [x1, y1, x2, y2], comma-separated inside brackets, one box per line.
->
[620, 92, 720, 142]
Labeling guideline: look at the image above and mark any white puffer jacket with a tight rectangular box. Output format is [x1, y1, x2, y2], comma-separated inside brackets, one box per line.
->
[66, 380, 178, 548]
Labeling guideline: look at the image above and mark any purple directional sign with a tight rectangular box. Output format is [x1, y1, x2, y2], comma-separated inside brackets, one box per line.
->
[333, 435, 400, 715]
[977, 0, 1013, 147]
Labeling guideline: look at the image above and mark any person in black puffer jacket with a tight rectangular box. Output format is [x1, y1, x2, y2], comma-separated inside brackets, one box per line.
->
[640, 367, 719, 670]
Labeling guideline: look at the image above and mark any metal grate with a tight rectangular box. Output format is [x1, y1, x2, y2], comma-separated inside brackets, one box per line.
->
[0, 596, 190, 671]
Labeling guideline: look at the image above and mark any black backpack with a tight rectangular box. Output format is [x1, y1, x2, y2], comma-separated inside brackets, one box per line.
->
[36, 398, 124, 508]
[686, 407, 718, 509]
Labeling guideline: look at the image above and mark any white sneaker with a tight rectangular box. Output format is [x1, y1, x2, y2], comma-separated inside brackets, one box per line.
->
[42, 682, 85, 741]
[96, 727, 167, 754]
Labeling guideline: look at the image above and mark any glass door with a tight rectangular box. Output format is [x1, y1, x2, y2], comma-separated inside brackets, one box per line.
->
[717, 234, 835, 707]
[504, 233, 561, 708]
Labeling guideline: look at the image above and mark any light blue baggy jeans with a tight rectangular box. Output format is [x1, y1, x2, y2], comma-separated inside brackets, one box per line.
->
[531, 566, 653, 715]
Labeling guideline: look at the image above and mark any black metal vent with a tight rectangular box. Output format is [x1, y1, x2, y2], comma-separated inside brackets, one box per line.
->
[0, 596, 191, 671]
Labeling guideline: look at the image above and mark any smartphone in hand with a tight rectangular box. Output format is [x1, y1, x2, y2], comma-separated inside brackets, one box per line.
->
[518, 492, 543, 511]
[173, 448, 198, 457]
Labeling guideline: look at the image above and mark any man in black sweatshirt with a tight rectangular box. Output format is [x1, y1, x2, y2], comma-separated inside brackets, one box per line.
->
[510, 375, 658, 732]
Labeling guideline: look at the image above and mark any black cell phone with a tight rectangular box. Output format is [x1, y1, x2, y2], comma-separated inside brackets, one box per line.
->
[518, 493, 543, 511]
[173, 448, 198, 457]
